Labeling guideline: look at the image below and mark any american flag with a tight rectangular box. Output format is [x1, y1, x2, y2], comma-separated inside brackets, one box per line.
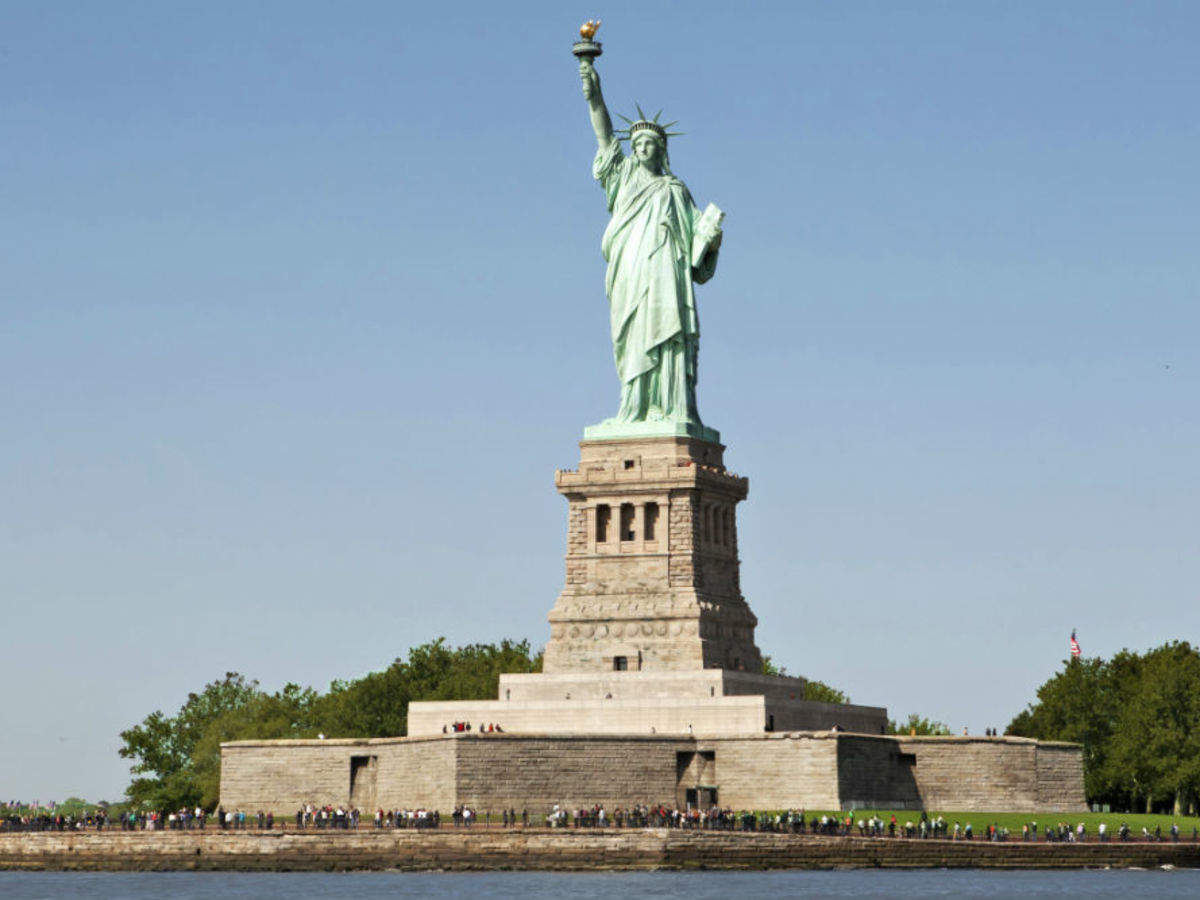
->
[1069, 629, 1081, 658]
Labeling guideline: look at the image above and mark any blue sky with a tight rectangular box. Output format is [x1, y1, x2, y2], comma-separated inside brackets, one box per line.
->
[2, 1, 1197, 801]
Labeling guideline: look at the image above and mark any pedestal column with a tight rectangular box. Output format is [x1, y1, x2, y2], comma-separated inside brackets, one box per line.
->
[546, 435, 761, 674]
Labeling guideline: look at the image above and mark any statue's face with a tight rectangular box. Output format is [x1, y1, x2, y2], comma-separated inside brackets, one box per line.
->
[632, 134, 665, 172]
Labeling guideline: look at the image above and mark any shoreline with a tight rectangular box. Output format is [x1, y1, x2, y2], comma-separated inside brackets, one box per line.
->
[2, 830, 1199, 872]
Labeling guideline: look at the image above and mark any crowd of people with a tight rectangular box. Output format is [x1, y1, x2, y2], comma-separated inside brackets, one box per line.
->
[0, 812, 111, 832]
[292, 804, 356, 829]
[215, 807, 276, 829]
[4, 803, 1199, 843]
[536, 806, 1200, 843]
[292, 804, 443, 829]
[545, 804, 766, 830]
[443, 722, 504, 733]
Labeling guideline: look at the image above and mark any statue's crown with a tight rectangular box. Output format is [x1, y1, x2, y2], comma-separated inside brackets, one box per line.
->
[629, 120, 668, 141]
[615, 105, 683, 144]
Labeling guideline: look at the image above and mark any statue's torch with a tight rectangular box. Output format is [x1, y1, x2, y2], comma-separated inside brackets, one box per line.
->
[572, 20, 603, 63]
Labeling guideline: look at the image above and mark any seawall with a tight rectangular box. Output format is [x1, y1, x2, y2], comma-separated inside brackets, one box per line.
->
[2, 830, 1199, 871]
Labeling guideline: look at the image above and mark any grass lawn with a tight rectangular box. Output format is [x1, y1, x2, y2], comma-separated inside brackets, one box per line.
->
[800, 809, 1200, 836]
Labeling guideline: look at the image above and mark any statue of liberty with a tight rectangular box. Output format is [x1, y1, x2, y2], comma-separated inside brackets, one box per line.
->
[576, 27, 724, 441]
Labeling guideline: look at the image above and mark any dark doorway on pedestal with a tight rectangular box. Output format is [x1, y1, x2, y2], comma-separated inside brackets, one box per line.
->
[349, 755, 377, 809]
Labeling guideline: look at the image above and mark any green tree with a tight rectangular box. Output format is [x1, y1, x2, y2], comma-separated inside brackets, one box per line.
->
[1106, 642, 1200, 815]
[119, 673, 262, 811]
[1007, 642, 1200, 813]
[317, 638, 542, 737]
[761, 656, 849, 703]
[888, 713, 951, 735]
[761, 655, 787, 676]
[188, 683, 325, 808]
[804, 680, 850, 704]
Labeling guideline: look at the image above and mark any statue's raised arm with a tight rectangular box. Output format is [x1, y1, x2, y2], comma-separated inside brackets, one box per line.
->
[579, 59, 615, 151]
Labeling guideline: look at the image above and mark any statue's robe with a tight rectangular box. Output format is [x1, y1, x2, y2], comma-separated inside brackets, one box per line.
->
[594, 141, 718, 424]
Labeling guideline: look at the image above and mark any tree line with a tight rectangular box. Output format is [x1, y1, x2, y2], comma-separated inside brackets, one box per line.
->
[118, 638, 541, 812]
[1007, 640, 1200, 815]
[126, 638, 1197, 815]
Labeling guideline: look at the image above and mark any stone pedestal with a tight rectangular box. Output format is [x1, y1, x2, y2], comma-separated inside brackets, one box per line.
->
[406, 431, 889, 739]
[545, 436, 762, 674]
[221, 425, 1086, 815]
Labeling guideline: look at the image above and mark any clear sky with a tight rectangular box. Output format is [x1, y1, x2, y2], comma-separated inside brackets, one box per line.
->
[2, 1, 1197, 802]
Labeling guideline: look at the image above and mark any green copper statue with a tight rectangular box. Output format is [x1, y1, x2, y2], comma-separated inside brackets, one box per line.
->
[575, 25, 724, 442]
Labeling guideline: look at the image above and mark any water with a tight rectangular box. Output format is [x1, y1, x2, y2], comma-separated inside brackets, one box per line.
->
[1, 869, 1198, 899]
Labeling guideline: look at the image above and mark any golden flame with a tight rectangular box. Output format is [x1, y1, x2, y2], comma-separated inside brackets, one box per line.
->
[579, 20, 601, 40]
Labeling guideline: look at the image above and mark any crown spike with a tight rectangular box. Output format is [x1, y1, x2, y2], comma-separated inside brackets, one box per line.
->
[617, 106, 684, 144]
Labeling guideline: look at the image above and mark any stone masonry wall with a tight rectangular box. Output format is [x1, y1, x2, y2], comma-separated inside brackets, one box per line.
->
[1036, 743, 1088, 810]
[5, 830, 1199, 872]
[220, 737, 457, 816]
[564, 501, 587, 587]
[768, 699, 887, 735]
[836, 735, 922, 808]
[221, 741, 357, 815]
[892, 736, 1088, 812]
[407, 697, 766, 739]
[374, 738, 457, 812]
[667, 490, 698, 587]
[454, 734, 684, 811]
[223, 732, 1085, 816]
[705, 734, 841, 810]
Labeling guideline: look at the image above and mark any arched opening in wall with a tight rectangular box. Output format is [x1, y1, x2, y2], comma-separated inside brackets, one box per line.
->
[645, 502, 659, 541]
[714, 506, 724, 545]
[620, 503, 636, 541]
[596, 505, 610, 543]
[724, 509, 733, 546]
[703, 505, 711, 542]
